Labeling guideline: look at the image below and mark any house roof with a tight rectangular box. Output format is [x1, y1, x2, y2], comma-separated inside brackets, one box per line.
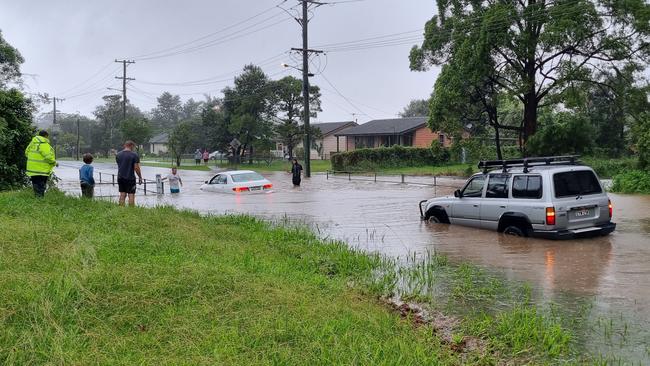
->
[150, 132, 169, 144]
[335, 117, 427, 136]
[312, 121, 357, 136]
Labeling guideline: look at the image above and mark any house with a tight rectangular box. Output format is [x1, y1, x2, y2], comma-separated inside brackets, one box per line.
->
[311, 121, 358, 159]
[289, 121, 358, 160]
[148, 133, 169, 155]
[334, 117, 452, 152]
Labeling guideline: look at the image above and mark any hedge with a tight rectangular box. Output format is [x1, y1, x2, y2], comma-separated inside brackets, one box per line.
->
[331, 145, 450, 171]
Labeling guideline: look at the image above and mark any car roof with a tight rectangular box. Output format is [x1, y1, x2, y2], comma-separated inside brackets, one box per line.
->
[223, 170, 258, 175]
[481, 164, 595, 175]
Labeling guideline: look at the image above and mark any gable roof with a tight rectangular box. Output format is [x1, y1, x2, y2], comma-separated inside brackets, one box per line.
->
[335, 117, 427, 136]
[150, 132, 169, 144]
[312, 121, 358, 136]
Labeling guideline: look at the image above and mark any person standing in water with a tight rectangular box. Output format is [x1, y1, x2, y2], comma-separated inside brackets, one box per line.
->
[291, 159, 303, 187]
[162, 167, 183, 194]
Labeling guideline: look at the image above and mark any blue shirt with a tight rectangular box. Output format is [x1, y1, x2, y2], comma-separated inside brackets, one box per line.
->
[79, 164, 95, 185]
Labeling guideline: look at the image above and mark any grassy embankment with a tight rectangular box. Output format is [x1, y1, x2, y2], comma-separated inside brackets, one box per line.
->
[1, 191, 586, 364]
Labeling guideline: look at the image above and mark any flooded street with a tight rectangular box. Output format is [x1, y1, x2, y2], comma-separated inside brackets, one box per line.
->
[55, 162, 650, 361]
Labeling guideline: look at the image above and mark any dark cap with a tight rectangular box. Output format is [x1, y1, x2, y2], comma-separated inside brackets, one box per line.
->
[38, 130, 49, 137]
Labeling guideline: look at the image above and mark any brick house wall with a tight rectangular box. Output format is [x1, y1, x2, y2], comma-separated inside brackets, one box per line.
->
[413, 126, 452, 148]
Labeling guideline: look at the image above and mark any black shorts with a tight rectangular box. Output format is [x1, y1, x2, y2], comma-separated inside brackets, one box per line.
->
[117, 178, 137, 194]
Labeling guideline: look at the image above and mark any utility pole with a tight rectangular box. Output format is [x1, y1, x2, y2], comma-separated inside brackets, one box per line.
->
[114, 59, 135, 120]
[290, 0, 324, 178]
[76, 114, 81, 161]
[51, 96, 65, 125]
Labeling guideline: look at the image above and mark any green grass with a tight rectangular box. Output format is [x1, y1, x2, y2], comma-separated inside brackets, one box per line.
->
[0, 191, 580, 364]
[329, 163, 476, 177]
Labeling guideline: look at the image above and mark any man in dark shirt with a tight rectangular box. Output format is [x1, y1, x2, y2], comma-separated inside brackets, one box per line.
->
[115, 140, 143, 206]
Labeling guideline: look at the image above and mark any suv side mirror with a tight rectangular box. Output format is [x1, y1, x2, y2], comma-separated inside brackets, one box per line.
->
[204, 180, 208, 184]
[454, 189, 462, 198]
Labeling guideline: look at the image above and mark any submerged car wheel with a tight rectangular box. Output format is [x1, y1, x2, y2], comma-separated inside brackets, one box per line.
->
[503, 225, 525, 237]
[427, 215, 441, 223]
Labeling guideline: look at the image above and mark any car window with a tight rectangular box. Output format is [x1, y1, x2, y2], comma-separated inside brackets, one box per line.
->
[461, 175, 486, 198]
[512, 175, 543, 199]
[553, 170, 602, 198]
[231, 172, 265, 183]
[209, 175, 227, 184]
[485, 174, 510, 199]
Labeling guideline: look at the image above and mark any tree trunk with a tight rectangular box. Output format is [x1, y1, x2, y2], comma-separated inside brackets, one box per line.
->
[494, 125, 503, 160]
[522, 92, 538, 155]
[248, 145, 254, 165]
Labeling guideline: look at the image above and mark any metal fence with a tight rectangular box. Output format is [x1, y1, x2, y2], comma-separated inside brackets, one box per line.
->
[325, 170, 466, 189]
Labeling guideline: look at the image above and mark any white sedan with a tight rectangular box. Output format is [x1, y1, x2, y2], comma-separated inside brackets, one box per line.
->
[200, 170, 273, 193]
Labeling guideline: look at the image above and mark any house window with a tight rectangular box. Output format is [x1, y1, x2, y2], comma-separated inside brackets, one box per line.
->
[438, 134, 445, 144]
[402, 133, 413, 147]
[380, 135, 399, 147]
[355, 136, 375, 148]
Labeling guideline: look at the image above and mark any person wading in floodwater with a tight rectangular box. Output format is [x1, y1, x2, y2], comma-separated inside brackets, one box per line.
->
[116, 140, 143, 206]
[291, 158, 303, 187]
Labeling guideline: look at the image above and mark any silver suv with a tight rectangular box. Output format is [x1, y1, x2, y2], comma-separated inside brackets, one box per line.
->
[418, 156, 616, 239]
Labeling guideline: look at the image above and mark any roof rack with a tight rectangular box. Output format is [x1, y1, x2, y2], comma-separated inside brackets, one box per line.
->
[478, 155, 580, 174]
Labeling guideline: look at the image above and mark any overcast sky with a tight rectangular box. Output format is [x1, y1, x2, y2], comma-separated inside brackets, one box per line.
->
[0, 0, 440, 123]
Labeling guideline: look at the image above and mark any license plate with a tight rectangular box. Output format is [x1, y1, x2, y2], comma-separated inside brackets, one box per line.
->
[575, 209, 590, 217]
[250, 186, 261, 191]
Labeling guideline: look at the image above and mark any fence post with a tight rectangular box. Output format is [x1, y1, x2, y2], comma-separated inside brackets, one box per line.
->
[374, 172, 377, 183]
[99, 172, 102, 183]
[326, 170, 329, 180]
[348, 172, 351, 181]
[401, 174, 405, 184]
[434, 176, 437, 187]
[144, 180, 147, 195]
[112, 174, 115, 186]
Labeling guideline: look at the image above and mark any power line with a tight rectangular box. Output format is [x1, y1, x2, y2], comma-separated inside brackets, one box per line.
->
[130, 2, 289, 60]
[318, 72, 373, 119]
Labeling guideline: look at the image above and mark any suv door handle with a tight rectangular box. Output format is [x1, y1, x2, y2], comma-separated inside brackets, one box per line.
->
[500, 205, 506, 208]
[473, 204, 479, 207]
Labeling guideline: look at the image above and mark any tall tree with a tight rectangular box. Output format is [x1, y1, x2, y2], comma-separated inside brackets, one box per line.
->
[94, 95, 143, 153]
[0, 89, 34, 190]
[169, 120, 201, 167]
[411, 0, 650, 148]
[0, 30, 24, 88]
[222, 65, 275, 163]
[151, 92, 182, 132]
[271, 75, 321, 159]
[399, 99, 429, 118]
[119, 116, 152, 148]
[181, 98, 204, 121]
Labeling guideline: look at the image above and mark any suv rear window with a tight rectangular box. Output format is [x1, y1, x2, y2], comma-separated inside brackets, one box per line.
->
[553, 170, 602, 198]
[512, 175, 542, 199]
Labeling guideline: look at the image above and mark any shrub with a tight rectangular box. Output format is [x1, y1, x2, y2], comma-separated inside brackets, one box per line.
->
[581, 157, 639, 178]
[611, 170, 650, 194]
[0, 89, 34, 190]
[331, 145, 450, 171]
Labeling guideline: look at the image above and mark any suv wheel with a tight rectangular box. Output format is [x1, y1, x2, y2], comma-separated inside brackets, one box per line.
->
[503, 225, 525, 237]
[427, 215, 441, 223]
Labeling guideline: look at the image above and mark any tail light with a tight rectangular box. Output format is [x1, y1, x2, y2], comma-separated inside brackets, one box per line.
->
[263, 184, 273, 189]
[546, 207, 556, 226]
[608, 199, 613, 218]
[233, 187, 250, 192]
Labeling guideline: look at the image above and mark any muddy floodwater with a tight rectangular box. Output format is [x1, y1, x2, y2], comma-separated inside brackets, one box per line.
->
[55, 162, 650, 362]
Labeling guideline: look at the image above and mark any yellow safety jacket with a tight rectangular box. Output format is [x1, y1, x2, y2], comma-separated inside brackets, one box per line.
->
[25, 136, 56, 177]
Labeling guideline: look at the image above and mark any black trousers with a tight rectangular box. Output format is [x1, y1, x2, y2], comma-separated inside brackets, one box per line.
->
[31, 175, 48, 197]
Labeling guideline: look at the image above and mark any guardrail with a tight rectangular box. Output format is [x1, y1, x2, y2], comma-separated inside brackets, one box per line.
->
[325, 170, 465, 189]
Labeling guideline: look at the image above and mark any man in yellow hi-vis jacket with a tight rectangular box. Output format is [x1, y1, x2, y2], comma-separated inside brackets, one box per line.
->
[25, 130, 57, 197]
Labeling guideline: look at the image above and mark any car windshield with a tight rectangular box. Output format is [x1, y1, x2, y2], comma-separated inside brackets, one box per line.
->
[231, 172, 265, 183]
[553, 170, 602, 198]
